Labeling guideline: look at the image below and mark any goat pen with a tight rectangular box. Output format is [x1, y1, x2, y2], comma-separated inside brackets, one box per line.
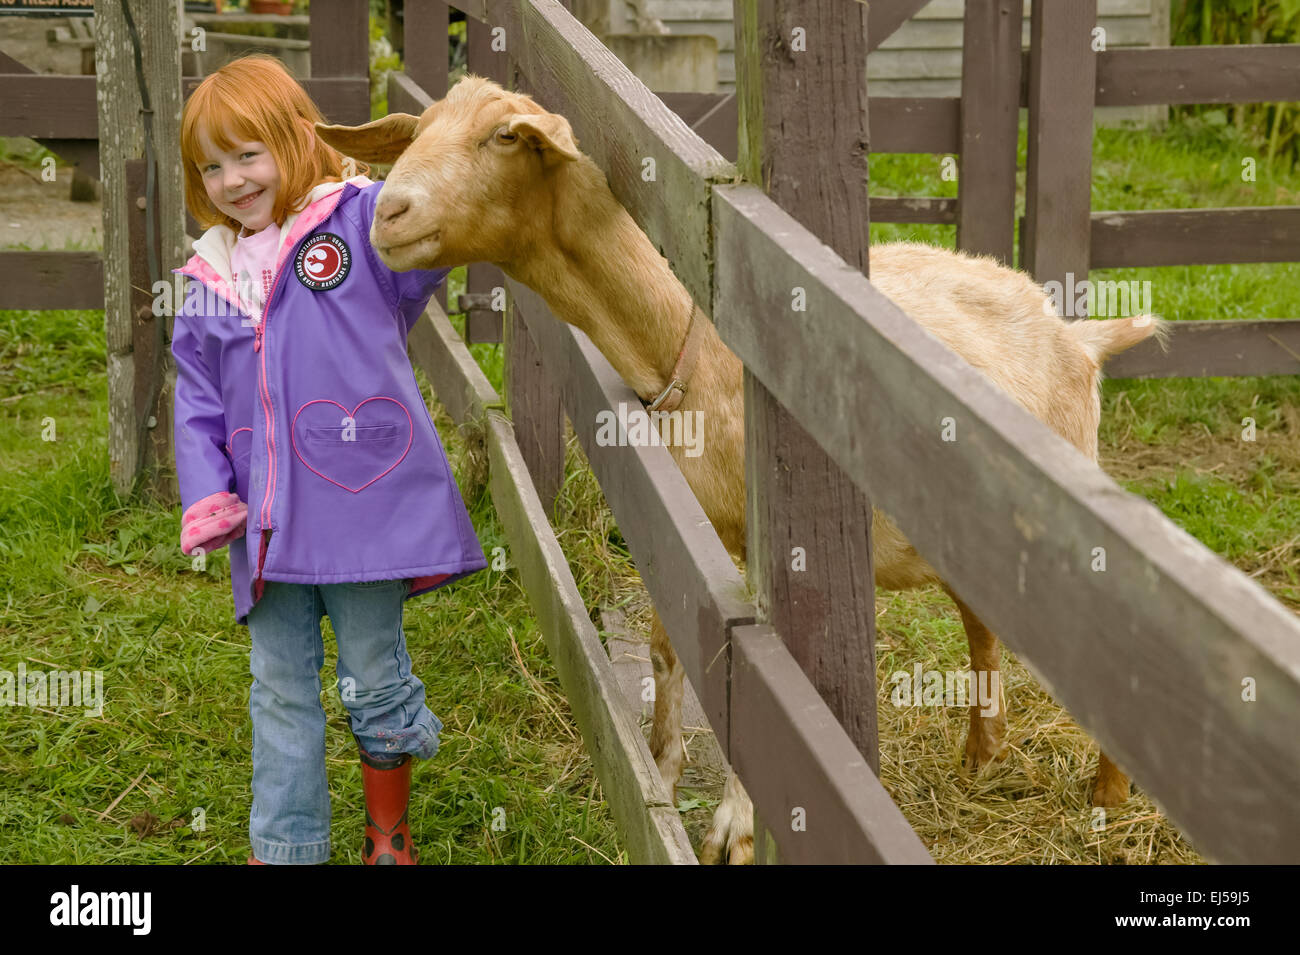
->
[384, 0, 1300, 864]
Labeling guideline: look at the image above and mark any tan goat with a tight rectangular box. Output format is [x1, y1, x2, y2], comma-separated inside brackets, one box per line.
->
[317, 75, 1163, 864]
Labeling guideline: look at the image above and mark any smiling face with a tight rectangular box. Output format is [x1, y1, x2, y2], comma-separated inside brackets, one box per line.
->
[196, 126, 282, 235]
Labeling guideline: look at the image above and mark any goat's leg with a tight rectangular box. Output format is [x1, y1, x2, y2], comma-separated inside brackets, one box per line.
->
[945, 589, 1009, 770]
[699, 770, 755, 865]
[647, 612, 756, 864]
[1092, 752, 1131, 807]
[647, 610, 685, 801]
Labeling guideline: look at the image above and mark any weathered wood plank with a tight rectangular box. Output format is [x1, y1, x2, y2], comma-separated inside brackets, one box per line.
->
[1022, 0, 1097, 285]
[869, 97, 960, 154]
[311, 0, 369, 100]
[1091, 207, 1300, 268]
[870, 196, 957, 224]
[0, 252, 103, 309]
[387, 70, 434, 116]
[461, 0, 734, 309]
[486, 413, 696, 864]
[126, 159, 171, 484]
[656, 91, 727, 127]
[407, 300, 697, 864]
[508, 276, 755, 754]
[957, 0, 1020, 264]
[1103, 318, 1300, 379]
[689, 92, 738, 163]
[910, 0, 1156, 17]
[730, 624, 934, 864]
[0, 75, 97, 138]
[95, 0, 183, 496]
[602, 608, 653, 724]
[0, 52, 99, 180]
[506, 301, 566, 515]
[1096, 45, 1300, 106]
[406, 294, 498, 426]
[867, 0, 936, 54]
[403, 0, 450, 101]
[878, 13, 1158, 51]
[735, 0, 880, 871]
[712, 181, 1300, 864]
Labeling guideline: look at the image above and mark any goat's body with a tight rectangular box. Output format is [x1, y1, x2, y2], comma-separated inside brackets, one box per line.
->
[660, 242, 1156, 862]
[662, 240, 1141, 594]
[318, 76, 1160, 864]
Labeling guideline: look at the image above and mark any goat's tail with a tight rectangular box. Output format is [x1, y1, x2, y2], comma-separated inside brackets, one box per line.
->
[1066, 314, 1169, 364]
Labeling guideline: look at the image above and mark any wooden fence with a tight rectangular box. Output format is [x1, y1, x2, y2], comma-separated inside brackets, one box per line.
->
[393, 0, 1300, 863]
[5, 0, 1297, 862]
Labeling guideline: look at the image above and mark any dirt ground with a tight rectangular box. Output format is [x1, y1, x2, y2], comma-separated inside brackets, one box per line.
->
[0, 15, 89, 76]
[0, 159, 102, 252]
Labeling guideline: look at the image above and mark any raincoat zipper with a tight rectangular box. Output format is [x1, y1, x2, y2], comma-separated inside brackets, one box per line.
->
[179, 183, 352, 601]
[250, 189, 351, 579]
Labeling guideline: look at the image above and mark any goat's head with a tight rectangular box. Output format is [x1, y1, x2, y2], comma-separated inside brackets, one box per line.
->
[315, 75, 580, 271]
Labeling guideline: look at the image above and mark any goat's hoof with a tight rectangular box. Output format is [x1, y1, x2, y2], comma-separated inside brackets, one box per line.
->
[698, 830, 724, 865]
[1091, 774, 1131, 808]
[699, 827, 753, 865]
[963, 734, 1008, 772]
[727, 834, 754, 865]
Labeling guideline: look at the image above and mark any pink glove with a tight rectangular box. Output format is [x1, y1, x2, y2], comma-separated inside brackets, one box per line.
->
[181, 491, 248, 556]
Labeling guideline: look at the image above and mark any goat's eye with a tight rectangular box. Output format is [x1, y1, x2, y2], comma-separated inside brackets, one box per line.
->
[494, 128, 518, 145]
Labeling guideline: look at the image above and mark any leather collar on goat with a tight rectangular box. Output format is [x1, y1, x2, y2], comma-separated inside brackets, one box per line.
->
[641, 302, 703, 414]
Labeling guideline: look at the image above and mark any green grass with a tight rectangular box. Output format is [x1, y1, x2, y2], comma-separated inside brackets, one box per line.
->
[0, 301, 625, 864]
[4, 103, 1298, 865]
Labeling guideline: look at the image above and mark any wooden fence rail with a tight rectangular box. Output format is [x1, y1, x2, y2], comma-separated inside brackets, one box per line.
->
[406, 297, 697, 863]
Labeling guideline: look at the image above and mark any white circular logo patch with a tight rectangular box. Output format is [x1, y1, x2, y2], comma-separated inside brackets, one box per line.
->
[294, 233, 351, 291]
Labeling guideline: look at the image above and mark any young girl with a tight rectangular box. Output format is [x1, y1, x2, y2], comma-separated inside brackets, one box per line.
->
[172, 54, 487, 865]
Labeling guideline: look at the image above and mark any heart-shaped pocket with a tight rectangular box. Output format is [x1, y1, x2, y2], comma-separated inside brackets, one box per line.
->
[226, 426, 253, 462]
[291, 397, 413, 493]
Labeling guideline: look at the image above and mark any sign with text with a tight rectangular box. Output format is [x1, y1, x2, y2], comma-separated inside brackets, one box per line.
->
[0, 0, 94, 15]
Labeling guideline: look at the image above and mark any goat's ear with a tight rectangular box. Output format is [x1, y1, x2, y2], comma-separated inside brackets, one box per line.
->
[506, 113, 580, 166]
[314, 113, 420, 164]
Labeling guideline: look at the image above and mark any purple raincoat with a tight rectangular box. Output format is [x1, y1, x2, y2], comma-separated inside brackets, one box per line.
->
[171, 175, 487, 625]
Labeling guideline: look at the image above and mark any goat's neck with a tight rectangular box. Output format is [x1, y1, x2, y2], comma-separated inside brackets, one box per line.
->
[508, 158, 732, 404]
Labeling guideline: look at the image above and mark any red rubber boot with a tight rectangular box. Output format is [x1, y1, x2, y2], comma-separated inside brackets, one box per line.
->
[359, 747, 418, 865]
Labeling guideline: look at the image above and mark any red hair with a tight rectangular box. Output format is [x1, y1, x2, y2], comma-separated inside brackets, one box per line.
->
[180, 53, 371, 232]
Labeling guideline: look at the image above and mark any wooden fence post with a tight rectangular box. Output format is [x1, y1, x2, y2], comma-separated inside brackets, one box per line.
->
[95, 0, 184, 498]
[505, 51, 567, 516]
[1023, 0, 1098, 288]
[735, 0, 877, 864]
[957, 0, 1021, 266]
[461, 8, 512, 344]
[401, 0, 450, 315]
[310, 0, 371, 125]
[505, 300, 567, 516]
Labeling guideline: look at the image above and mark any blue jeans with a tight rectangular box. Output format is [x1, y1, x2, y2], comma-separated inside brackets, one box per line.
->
[245, 579, 443, 865]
